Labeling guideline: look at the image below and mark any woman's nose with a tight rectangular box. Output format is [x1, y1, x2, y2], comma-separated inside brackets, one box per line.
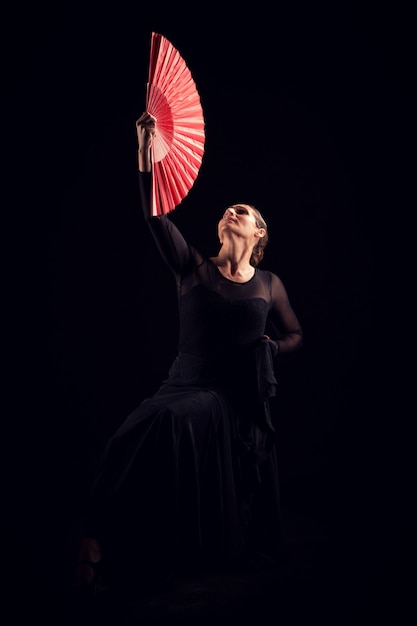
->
[226, 207, 235, 216]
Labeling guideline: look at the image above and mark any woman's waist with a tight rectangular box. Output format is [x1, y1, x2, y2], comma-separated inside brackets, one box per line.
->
[165, 351, 256, 388]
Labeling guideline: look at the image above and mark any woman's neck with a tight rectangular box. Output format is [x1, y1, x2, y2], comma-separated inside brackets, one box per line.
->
[210, 243, 255, 281]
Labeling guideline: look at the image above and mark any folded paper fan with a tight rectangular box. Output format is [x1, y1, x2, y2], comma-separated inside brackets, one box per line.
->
[146, 32, 206, 216]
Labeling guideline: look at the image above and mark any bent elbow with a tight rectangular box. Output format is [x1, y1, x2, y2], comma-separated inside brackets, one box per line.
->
[294, 330, 303, 351]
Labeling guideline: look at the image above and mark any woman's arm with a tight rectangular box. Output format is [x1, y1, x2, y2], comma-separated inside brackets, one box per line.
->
[136, 113, 192, 275]
[267, 273, 303, 354]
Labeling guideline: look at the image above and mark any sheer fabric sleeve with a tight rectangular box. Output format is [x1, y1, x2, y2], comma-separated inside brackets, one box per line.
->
[138, 171, 192, 275]
[268, 272, 303, 354]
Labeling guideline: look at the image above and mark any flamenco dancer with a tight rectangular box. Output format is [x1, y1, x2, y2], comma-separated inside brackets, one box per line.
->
[75, 112, 303, 595]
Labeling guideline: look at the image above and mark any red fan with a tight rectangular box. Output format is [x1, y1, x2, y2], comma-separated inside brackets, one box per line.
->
[145, 32, 205, 216]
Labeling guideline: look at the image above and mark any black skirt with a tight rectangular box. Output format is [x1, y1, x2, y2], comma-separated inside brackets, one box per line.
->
[84, 346, 284, 586]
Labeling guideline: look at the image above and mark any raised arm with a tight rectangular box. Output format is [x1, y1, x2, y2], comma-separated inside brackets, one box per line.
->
[136, 112, 192, 275]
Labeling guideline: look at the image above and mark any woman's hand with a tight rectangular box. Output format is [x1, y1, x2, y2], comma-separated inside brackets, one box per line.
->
[136, 112, 157, 151]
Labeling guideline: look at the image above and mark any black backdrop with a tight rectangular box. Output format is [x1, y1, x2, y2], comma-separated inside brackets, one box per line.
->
[4, 1, 415, 624]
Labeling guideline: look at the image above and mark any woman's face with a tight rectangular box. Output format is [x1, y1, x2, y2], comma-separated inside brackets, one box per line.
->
[218, 204, 264, 243]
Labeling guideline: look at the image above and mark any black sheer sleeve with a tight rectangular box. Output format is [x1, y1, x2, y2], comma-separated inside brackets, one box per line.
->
[138, 171, 192, 275]
[268, 273, 303, 354]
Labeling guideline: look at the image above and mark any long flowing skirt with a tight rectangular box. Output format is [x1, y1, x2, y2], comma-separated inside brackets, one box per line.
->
[84, 379, 284, 587]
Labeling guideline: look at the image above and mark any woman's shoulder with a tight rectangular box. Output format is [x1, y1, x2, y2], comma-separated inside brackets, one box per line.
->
[256, 267, 280, 281]
[255, 268, 287, 292]
[181, 244, 206, 273]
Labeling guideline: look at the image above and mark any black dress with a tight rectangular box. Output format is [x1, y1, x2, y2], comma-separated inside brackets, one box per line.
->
[84, 172, 302, 588]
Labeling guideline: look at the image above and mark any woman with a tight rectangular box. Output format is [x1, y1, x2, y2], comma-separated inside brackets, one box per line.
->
[75, 112, 303, 594]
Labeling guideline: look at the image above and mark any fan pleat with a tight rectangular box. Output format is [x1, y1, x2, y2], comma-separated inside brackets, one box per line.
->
[145, 32, 205, 216]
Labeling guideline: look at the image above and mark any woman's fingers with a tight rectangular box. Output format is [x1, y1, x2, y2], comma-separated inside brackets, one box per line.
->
[136, 112, 157, 127]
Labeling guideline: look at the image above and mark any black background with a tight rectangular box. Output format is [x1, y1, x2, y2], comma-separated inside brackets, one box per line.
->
[4, 1, 415, 624]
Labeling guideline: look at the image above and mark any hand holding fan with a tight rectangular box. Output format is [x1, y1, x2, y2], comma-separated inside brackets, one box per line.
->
[145, 32, 205, 216]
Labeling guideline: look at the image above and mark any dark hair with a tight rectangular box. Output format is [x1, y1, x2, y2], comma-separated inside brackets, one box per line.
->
[249, 205, 269, 267]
